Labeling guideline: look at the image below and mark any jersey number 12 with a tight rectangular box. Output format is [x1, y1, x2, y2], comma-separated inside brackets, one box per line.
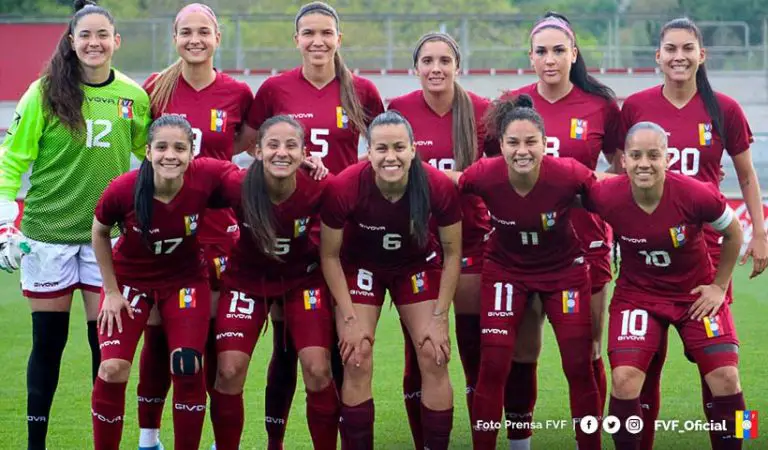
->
[86, 119, 112, 148]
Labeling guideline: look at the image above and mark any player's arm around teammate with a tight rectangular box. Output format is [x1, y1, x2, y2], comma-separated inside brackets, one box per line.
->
[320, 111, 462, 450]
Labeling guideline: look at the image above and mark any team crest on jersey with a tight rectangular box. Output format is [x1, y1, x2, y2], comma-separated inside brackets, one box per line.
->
[336, 106, 349, 129]
[411, 272, 428, 294]
[698, 123, 713, 146]
[669, 225, 687, 248]
[461, 257, 475, 268]
[541, 212, 557, 231]
[213, 256, 227, 279]
[562, 289, 579, 314]
[303, 289, 322, 310]
[569, 119, 588, 140]
[184, 214, 199, 236]
[210, 109, 227, 132]
[118, 98, 134, 119]
[179, 288, 197, 309]
[294, 217, 310, 237]
[704, 315, 723, 338]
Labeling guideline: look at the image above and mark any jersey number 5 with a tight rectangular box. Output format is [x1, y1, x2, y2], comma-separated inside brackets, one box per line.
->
[310, 128, 329, 158]
[192, 128, 203, 157]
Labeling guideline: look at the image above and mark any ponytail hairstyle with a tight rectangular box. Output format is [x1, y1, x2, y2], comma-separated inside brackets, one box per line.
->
[295, 2, 368, 134]
[40, 0, 115, 130]
[366, 111, 431, 248]
[146, 3, 219, 114]
[484, 94, 545, 142]
[412, 32, 477, 171]
[659, 18, 725, 148]
[134, 114, 196, 245]
[530, 12, 615, 101]
[241, 115, 305, 258]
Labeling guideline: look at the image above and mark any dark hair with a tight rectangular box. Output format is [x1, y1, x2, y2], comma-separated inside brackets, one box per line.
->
[366, 111, 430, 248]
[295, 2, 368, 134]
[530, 12, 615, 101]
[40, 0, 116, 130]
[134, 114, 195, 244]
[412, 32, 478, 171]
[241, 115, 305, 258]
[660, 17, 725, 148]
[484, 94, 545, 141]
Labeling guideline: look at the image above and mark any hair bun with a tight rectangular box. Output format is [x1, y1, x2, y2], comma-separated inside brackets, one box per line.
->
[513, 94, 534, 109]
[543, 11, 570, 23]
[73, 0, 97, 12]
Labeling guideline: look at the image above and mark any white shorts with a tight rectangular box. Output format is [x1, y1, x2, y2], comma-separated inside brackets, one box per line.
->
[20, 238, 104, 298]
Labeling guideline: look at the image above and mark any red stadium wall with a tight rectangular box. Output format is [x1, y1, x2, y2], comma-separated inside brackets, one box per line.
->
[0, 24, 66, 101]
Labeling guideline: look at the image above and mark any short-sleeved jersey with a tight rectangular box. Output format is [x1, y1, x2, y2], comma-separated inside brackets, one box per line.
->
[459, 157, 593, 280]
[144, 71, 253, 245]
[219, 169, 329, 296]
[0, 70, 150, 243]
[387, 90, 493, 255]
[247, 67, 385, 174]
[584, 173, 733, 302]
[94, 158, 237, 288]
[321, 161, 462, 271]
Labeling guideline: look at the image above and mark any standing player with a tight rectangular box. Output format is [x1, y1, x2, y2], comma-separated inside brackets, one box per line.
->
[320, 111, 462, 450]
[134, 5, 256, 449]
[90, 115, 237, 450]
[210, 116, 337, 450]
[387, 32, 494, 445]
[617, 17, 766, 448]
[246, 2, 384, 446]
[585, 122, 746, 449]
[500, 12, 622, 448]
[0, 2, 149, 449]
[454, 95, 604, 450]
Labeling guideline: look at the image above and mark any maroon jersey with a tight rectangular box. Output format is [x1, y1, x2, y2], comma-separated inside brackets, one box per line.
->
[584, 173, 733, 302]
[321, 161, 462, 271]
[219, 169, 330, 296]
[143, 71, 253, 245]
[247, 67, 385, 174]
[387, 90, 493, 257]
[459, 157, 593, 280]
[94, 158, 237, 288]
[504, 84, 621, 257]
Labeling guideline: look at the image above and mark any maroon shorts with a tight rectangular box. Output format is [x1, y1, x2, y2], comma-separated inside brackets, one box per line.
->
[98, 279, 211, 361]
[479, 260, 592, 348]
[202, 240, 236, 291]
[214, 277, 333, 355]
[607, 292, 739, 374]
[586, 251, 612, 295]
[345, 261, 442, 307]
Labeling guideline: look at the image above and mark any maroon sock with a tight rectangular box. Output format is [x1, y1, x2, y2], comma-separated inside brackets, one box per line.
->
[472, 346, 514, 450]
[701, 374, 718, 449]
[307, 383, 341, 450]
[455, 314, 481, 410]
[593, 357, 607, 415]
[264, 319, 298, 448]
[504, 362, 537, 440]
[557, 336, 601, 450]
[340, 399, 374, 450]
[609, 395, 642, 450]
[137, 325, 170, 429]
[210, 389, 244, 450]
[171, 374, 207, 450]
[421, 404, 453, 450]
[92, 378, 126, 450]
[401, 320, 423, 449]
[639, 347, 666, 450]
[710, 392, 745, 450]
[205, 318, 217, 394]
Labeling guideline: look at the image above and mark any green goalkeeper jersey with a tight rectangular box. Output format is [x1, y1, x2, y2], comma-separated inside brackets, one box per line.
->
[0, 69, 150, 243]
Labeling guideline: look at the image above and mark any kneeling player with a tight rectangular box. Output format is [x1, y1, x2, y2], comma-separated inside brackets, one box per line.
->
[90, 115, 236, 450]
[584, 122, 746, 449]
[321, 111, 462, 450]
[210, 116, 337, 450]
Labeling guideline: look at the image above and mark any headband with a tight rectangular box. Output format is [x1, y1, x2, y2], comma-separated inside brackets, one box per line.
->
[412, 32, 461, 67]
[175, 3, 218, 29]
[530, 17, 574, 42]
[295, 2, 340, 31]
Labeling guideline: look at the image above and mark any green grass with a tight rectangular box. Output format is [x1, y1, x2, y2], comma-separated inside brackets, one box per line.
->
[0, 266, 765, 449]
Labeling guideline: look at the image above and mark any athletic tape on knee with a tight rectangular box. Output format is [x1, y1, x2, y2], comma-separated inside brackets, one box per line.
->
[171, 347, 201, 376]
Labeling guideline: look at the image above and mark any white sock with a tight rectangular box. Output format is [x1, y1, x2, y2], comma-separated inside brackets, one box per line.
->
[139, 428, 160, 447]
[509, 437, 531, 450]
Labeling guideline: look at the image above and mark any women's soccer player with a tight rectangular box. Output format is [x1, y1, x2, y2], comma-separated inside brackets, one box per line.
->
[386, 31, 494, 445]
[586, 122, 746, 449]
[0, 1, 149, 448]
[90, 115, 237, 450]
[617, 17, 766, 449]
[499, 13, 622, 448]
[456, 95, 604, 450]
[209, 115, 337, 450]
[245, 2, 384, 446]
[320, 111, 462, 450]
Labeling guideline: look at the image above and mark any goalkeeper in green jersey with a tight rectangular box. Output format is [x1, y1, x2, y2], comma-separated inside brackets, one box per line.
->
[0, 1, 150, 448]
